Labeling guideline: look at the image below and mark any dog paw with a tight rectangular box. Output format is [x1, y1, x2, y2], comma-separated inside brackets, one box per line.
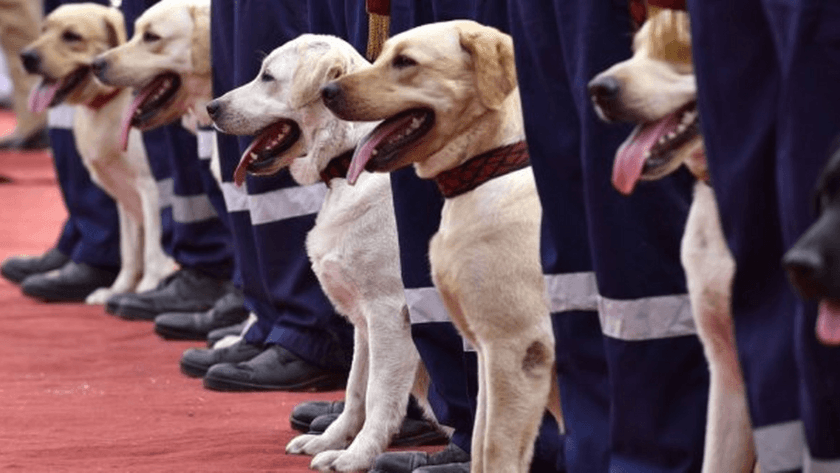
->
[286, 433, 347, 456]
[311, 449, 372, 473]
[85, 288, 114, 305]
[135, 276, 161, 293]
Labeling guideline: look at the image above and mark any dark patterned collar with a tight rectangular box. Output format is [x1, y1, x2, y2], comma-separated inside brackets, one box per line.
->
[87, 88, 121, 110]
[434, 141, 530, 198]
[319, 149, 355, 186]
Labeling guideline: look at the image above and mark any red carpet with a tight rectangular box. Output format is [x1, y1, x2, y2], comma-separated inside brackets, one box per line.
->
[0, 111, 436, 472]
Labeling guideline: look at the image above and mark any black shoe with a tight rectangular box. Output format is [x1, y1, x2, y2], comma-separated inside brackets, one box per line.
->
[179, 339, 263, 378]
[308, 414, 448, 448]
[20, 261, 117, 302]
[369, 443, 470, 473]
[414, 463, 470, 473]
[207, 321, 247, 347]
[154, 290, 248, 340]
[1, 247, 69, 284]
[203, 345, 348, 392]
[0, 128, 49, 151]
[290, 400, 346, 432]
[107, 268, 230, 321]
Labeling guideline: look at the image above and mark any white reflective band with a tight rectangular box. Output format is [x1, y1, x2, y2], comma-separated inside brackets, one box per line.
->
[220, 182, 248, 213]
[171, 194, 218, 224]
[47, 105, 74, 130]
[247, 183, 326, 225]
[197, 129, 213, 160]
[544, 272, 598, 312]
[598, 293, 696, 340]
[405, 287, 451, 324]
[754, 420, 805, 472]
[157, 178, 173, 209]
[805, 446, 840, 473]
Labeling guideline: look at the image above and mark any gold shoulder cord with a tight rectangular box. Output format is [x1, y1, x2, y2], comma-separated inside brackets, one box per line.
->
[366, 0, 390, 61]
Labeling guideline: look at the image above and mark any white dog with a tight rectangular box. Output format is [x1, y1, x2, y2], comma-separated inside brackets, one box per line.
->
[323, 21, 561, 473]
[589, 9, 755, 473]
[22, 3, 175, 304]
[208, 34, 436, 472]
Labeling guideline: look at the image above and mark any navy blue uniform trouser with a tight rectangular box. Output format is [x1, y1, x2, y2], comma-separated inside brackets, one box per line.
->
[509, 0, 710, 471]
[209, 0, 357, 372]
[689, 0, 840, 468]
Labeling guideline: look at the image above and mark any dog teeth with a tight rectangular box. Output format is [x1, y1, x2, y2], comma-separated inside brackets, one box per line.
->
[371, 149, 378, 156]
[644, 151, 651, 158]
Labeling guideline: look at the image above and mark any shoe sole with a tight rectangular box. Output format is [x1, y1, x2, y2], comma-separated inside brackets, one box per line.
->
[180, 359, 210, 378]
[154, 324, 207, 341]
[203, 373, 347, 393]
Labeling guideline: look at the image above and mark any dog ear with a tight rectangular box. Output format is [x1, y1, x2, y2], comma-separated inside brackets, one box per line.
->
[289, 44, 348, 109]
[189, 4, 211, 76]
[459, 25, 517, 110]
[102, 8, 127, 49]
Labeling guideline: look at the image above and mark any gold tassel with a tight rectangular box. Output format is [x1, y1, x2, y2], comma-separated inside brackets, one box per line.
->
[367, 12, 390, 61]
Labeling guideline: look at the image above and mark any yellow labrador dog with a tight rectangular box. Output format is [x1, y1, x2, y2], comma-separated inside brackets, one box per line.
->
[208, 34, 436, 472]
[589, 10, 755, 473]
[91, 0, 211, 146]
[323, 20, 560, 473]
[21, 3, 175, 304]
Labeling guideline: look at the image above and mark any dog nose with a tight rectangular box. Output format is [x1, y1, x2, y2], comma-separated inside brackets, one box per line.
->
[206, 100, 221, 119]
[321, 82, 342, 106]
[20, 50, 40, 74]
[782, 247, 826, 299]
[91, 57, 108, 80]
[588, 76, 621, 103]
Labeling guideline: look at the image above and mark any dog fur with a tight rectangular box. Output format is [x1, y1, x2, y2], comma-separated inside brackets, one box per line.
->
[21, 3, 175, 304]
[208, 34, 436, 472]
[589, 10, 756, 473]
[92, 0, 211, 146]
[323, 20, 560, 473]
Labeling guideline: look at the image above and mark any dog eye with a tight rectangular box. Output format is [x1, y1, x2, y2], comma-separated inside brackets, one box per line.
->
[392, 55, 417, 69]
[261, 71, 274, 82]
[142, 31, 161, 42]
[62, 30, 82, 42]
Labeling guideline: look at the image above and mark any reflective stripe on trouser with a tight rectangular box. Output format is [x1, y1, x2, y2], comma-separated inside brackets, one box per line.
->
[509, 1, 709, 472]
[209, 0, 357, 372]
[48, 105, 120, 271]
[689, 0, 840, 465]
[140, 123, 233, 280]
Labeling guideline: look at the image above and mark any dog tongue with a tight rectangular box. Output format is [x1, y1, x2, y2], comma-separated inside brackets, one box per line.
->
[612, 111, 680, 195]
[817, 300, 840, 345]
[119, 85, 156, 151]
[348, 114, 415, 185]
[28, 80, 61, 114]
[233, 139, 263, 187]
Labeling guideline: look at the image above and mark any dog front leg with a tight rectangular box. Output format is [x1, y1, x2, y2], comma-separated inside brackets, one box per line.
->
[478, 330, 554, 473]
[86, 202, 142, 304]
[135, 174, 176, 292]
[288, 316, 369, 463]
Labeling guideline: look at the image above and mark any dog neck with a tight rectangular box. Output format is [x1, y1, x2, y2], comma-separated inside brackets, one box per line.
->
[414, 89, 525, 179]
[434, 141, 530, 198]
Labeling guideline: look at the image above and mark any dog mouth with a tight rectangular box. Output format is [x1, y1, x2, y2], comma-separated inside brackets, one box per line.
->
[119, 73, 181, 149]
[346, 108, 435, 184]
[28, 66, 91, 114]
[612, 102, 700, 195]
[233, 119, 301, 186]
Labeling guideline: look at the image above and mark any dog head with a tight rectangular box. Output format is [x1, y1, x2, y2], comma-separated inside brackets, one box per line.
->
[589, 9, 704, 195]
[208, 34, 375, 186]
[321, 20, 522, 183]
[783, 144, 840, 345]
[21, 3, 126, 113]
[92, 0, 210, 141]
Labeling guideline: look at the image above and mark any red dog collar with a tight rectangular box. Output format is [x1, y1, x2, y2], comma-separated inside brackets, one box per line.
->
[434, 141, 530, 198]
